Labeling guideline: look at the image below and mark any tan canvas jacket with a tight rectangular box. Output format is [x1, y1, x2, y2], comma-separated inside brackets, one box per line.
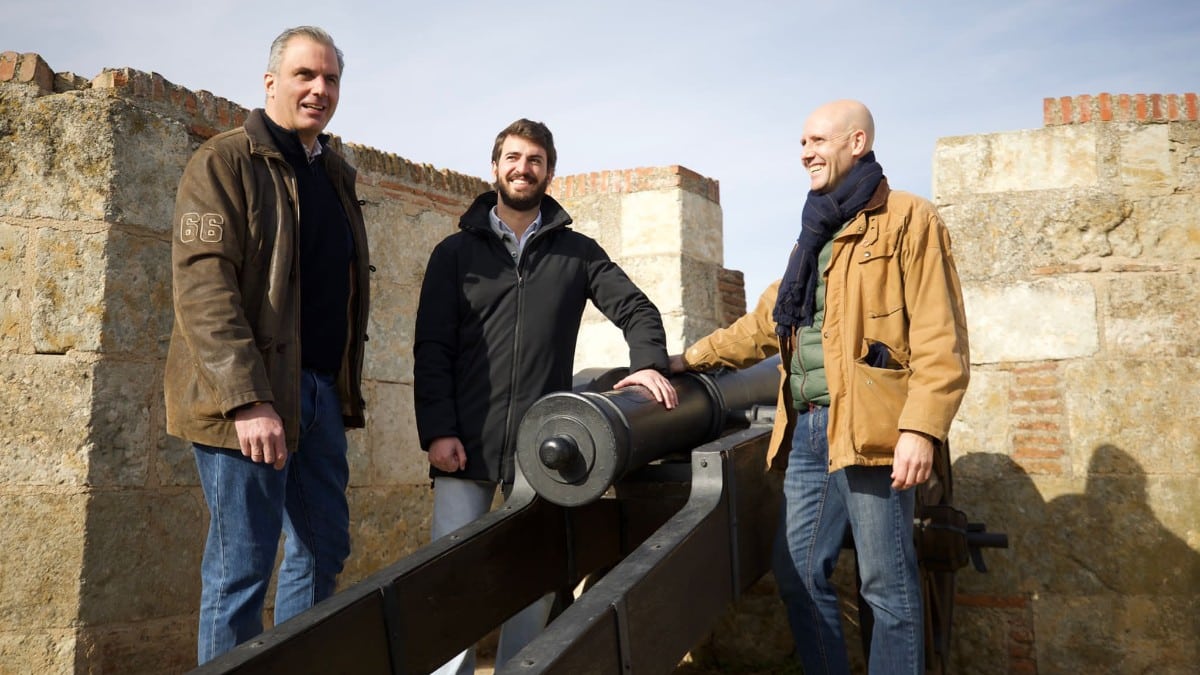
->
[164, 110, 371, 452]
[684, 181, 969, 473]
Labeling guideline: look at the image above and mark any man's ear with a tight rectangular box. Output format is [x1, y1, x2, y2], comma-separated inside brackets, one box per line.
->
[264, 72, 275, 98]
[851, 129, 869, 157]
[490, 161, 499, 183]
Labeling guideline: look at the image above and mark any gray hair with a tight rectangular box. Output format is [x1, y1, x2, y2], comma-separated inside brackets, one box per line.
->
[267, 26, 344, 75]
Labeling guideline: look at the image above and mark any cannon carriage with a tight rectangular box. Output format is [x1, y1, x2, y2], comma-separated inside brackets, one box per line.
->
[194, 358, 1003, 674]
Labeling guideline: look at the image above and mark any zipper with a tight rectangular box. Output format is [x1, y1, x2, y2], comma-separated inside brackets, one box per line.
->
[498, 231, 527, 483]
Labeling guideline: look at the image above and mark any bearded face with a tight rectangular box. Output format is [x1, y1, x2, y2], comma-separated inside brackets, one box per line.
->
[492, 135, 553, 212]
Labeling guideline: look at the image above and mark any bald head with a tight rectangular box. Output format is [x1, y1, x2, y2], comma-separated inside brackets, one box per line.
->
[809, 99, 875, 152]
[800, 99, 876, 193]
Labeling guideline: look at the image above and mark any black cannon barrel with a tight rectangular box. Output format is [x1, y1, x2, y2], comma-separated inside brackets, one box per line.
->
[516, 355, 780, 506]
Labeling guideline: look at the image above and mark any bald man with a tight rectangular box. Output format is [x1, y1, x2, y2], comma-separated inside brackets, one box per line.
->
[670, 100, 969, 673]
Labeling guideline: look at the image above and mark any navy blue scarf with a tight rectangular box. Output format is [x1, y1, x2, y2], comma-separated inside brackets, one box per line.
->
[773, 152, 884, 337]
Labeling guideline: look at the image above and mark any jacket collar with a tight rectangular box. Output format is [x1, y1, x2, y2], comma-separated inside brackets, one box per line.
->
[860, 176, 891, 216]
[459, 191, 572, 235]
[243, 109, 331, 161]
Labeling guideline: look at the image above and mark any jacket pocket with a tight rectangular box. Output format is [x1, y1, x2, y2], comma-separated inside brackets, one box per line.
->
[849, 343, 909, 456]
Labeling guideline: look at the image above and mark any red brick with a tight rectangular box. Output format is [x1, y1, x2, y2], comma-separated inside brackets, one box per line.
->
[1135, 94, 1148, 121]
[1043, 98, 1059, 126]
[0, 52, 17, 81]
[1118, 94, 1132, 121]
[1077, 94, 1092, 123]
[1150, 93, 1163, 120]
[1186, 93, 1198, 121]
[1098, 93, 1113, 121]
[1060, 96, 1072, 124]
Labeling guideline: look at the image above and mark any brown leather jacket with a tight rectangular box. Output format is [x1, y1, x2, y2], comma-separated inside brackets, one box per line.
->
[684, 182, 969, 472]
[164, 109, 371, 452]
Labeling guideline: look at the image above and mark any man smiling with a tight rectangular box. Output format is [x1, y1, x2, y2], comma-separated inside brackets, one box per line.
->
[414, 118, 676, 673]
[165, 26, 370, 664]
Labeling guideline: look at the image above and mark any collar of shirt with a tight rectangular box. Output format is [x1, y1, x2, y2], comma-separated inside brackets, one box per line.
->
[488, 207, 542, 255]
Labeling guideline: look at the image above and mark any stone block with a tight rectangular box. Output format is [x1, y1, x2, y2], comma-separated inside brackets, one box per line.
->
[346, 426, 370, 489]
[109, 104, 191, 230]
[77, 490, 205, 624]
[360, 191, 454, 287]
[0, 629, 75, 675]
[574, 320, 632, 372]
[679, 190, 723, 265]
[618, 190, 684, 258]
[0, 221, 27, 352]
[31, 228, 106, 354]
[0, 354, 94, 486]
[365, 381, 427, 486]
[1064, 359, 1199, 475]
[74, 616, 195, 675]
[363, 279, 416, 385]
[86, 360, 158, 487]
[1125, 193, 1200, 263]
[559, 193, 622, 256]
[1119, 123, 1174, 194]
[949, 369, 1011, 457]
[1171, 121, 1200, 191]
[344, 485, 433, 584]
[678, 257, 723, 345]
[1103, 270, 1199, 357]
[933, 126, 1099, 199]
[939, 190, 1131, 283]
[99, 232, 173, 356]
[945, 605, 1016, 674]
[616, 254, 684, 315]
[963, 279, 1099, 364]
[154, 424, 198, 487]
[0, 493, 85, 629]
[0, 88, 116, 221]
[1033, 594, 1198, 674]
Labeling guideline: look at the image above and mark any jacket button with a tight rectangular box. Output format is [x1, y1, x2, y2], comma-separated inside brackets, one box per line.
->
[863, 251, 871, 258]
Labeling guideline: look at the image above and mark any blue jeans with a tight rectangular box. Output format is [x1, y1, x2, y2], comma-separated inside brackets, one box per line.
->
[429, 477, 554, 675]
[193, 370, 350, 664]
[772, 406, 923, 674]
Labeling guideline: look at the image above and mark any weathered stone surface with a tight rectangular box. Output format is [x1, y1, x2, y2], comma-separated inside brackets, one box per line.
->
[343, 485, 433, 584]
[620, 190, 685, 257]
[560, 193, 622, 257]
[1103, 270, 1200, 357]
[109, 104, 190, 230]
[0, 221, 26, 353]
[1119, 123, 1174, 193]
[964, 279, 1099, 363]
[1033, 594, 1198, 674]
[0, 355, 94, 486]
[31, 228, 106, 354]
[0, 88, 116, 221]
[933, 125, 1100, 199]
[0, 493, 85, 628]
[363, 279, 416, 385]
[100, 233, 173, 356]
[77, 490, 205, 623]
[679, 190, 723, 265]
[153, 424, 197, 487]
[1064, 359, 1200, 476]
[0, 629, 75, 674]
[365, 381, 426, 486]
[946, 605, 1021, 674]
[1124, 193, 1200, 262]
[74, 616, 195, 675]
[948, 369, 1011, 457]
[85, 360, 158, 487]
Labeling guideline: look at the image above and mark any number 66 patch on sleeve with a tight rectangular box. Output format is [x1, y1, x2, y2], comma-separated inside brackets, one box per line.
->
[179, 213, 225, 243]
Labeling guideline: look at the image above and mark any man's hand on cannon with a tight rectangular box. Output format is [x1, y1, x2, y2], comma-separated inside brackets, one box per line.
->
[613, 367, 678, 409]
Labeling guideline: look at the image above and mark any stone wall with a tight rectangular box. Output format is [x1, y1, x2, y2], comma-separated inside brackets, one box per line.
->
[0, 51, 734, 674]
[934, 93, 1199, 674]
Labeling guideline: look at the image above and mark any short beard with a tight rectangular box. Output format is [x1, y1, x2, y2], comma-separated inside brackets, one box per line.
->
[497, 177, 547, 212]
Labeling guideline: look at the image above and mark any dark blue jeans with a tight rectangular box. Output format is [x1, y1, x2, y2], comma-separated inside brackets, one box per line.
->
[772, 406, 923, 674]
[193, 370, 350, 664]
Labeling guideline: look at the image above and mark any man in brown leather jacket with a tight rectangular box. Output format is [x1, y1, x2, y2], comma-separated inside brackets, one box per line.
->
[164, 26, 370, 664]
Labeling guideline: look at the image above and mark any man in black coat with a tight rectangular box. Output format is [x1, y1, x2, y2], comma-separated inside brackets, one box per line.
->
[413, 118, 677, 674]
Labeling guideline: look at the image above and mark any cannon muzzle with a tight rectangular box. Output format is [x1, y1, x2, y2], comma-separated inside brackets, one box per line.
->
[517, 356, 780, 506]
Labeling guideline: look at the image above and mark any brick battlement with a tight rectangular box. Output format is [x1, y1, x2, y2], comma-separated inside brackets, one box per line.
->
[551, 165, 720, 203]
[1044, 92, 1199, 126]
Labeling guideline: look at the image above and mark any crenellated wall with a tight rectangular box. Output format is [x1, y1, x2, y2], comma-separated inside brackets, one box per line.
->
[933, 92, 1199, 675]
[0, 51, 736, 674]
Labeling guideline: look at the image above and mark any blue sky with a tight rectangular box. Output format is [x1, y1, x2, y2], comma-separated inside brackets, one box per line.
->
[4, 0, 1197, 298]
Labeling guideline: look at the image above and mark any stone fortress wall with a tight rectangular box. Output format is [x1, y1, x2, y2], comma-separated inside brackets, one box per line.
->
[2, 48, 1197, 674]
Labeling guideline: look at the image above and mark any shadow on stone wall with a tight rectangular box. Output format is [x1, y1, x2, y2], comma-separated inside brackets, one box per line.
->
[953, 447, 1199, 674]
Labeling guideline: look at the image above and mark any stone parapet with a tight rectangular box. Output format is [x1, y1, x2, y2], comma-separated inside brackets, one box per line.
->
[1044, 92, 1200, 126]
